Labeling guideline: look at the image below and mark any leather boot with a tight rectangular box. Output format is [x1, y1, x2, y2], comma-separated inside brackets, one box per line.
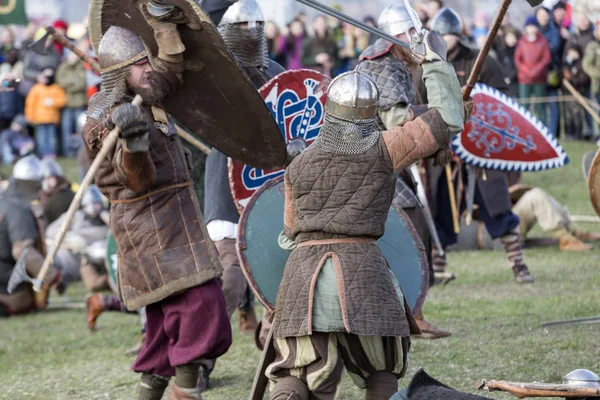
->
[560, 236, 593, 251]
[86, 293, 105, 330]
[412, 311, 452, 339]
[574, 231, 600, 242]
[168, 383, 202, 400]
[512, 264, 534, 284]
[238, 307, 258, 335]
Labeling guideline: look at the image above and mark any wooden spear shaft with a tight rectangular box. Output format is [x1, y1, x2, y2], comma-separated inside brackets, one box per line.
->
[460, 0, 514, 230]
[33, 96, 143, 291]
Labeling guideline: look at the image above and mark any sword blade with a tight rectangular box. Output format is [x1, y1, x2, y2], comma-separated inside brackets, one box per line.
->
[541, 316, 600, 328]
[294, 0, 411, 50]
[409, 164, 444, 256]
[466, 165, 476, 226]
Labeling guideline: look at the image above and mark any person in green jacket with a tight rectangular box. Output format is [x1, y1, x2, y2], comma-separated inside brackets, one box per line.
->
[56, 48, 87, 157]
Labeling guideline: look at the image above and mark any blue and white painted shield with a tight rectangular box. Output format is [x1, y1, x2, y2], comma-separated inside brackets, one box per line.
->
[452, 83, 569, 172]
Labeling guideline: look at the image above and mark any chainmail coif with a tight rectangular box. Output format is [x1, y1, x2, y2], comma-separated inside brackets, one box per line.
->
[313, 113, 381, 155]
[218, 24, 269, 68]
[87, 66, 130, 120]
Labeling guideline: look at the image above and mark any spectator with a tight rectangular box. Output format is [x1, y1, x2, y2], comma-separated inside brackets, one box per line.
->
[0, 28, 19, 67]
[0, 72, 23, 130]
[552, 2, 570, 55]
[473, 11, 490, 49]
[363, 16, 378, 47]
[563, 45, 589, 139]
[421, 0, 444, 29]
[337, 23, 368, 74]
[564, 11, 595, 137]
[56, 49, 87, 157]
[497, 28, 521, 96]
[515, 16, 552, 124]
[24, 68, 67, 158]
[20, 28, 61, 97]
[264, 20, 286, 66]
[51, 20, 69, 57]
[0, 114, 34, 165]
[302, 15, 339, 76]
[582, 19, 600, 130]
[327, 4, 344, 46]
[276, 19, 306, 70]
[536, 7, 562, 136]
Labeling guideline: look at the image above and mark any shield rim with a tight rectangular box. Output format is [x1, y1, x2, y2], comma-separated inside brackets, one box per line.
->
[588, 149, 600, 217]
[228, 69, 331, 211]
[237, 175, 430, 317]
[105, 230, 119, 294]
[451, 83, 569, 172]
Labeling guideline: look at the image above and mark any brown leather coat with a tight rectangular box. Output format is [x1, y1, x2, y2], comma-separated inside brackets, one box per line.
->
[82, 105, 222, 311]
[274, 110, 449, 338]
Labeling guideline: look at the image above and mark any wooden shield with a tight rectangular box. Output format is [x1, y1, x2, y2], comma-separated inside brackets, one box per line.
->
[88, 0, 286, 169]
[588, 149, 600, 217]
[105, 230, 119, 294]
[237, 176, 429, 316]
[229, 69, 330, 209]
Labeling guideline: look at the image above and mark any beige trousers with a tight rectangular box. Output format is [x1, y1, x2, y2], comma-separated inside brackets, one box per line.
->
[512, 188, 570, 237]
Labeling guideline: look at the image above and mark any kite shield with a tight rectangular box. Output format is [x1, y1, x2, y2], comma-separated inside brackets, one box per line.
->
[237, 176, 429, 316]
[88, 0, 286, 169]
[452, 83, 569, 172]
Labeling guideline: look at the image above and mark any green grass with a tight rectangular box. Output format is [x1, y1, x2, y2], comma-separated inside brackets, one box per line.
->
[1, 141, 600, 399]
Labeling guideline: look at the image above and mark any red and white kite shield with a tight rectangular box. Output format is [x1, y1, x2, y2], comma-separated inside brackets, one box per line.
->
[229, 69, 330, 209]
[451, 83, 569, 172]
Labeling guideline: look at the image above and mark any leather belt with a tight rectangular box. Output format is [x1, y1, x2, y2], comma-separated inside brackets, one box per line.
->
[111, 181, 193, 205]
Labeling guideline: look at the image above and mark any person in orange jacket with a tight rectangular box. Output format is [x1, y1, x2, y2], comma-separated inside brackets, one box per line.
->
[25, 68, 67, 158]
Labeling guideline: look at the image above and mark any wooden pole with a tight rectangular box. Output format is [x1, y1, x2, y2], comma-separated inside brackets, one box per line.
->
[563, 80, 600, 125]
[33, 96, 143, 291]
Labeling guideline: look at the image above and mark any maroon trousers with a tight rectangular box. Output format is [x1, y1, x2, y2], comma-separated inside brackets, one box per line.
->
[131, 279, 232, 377]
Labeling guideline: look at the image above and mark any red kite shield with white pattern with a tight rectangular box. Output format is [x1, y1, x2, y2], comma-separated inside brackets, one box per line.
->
[452, 83, 569, 172]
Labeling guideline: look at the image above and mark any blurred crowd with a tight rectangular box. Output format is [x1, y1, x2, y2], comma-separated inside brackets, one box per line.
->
[0, 0, 596, 169]
[266, 0, 600, 139]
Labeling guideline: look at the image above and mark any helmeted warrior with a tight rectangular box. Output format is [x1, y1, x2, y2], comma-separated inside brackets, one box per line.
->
[266, 32, 464, 400]
[82, 20, 232, 400]
[0, 155, 60, 316]
[357, 1, 456, 338]
[204, 0, 285, 335]
[417, 7, 534, 284]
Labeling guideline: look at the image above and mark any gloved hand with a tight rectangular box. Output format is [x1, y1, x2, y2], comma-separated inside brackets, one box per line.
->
[410, 30, 447, 64]
[432, 146, 453, 167]
[106, 104, 149, 139]
[463, 99, 474, 124]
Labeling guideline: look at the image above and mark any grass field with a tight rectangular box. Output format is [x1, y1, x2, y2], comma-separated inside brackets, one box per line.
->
[1, 141, 599, 399]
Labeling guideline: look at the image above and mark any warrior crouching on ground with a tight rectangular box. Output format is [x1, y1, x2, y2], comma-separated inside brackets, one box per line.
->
[82, 26, 231, 400]
[266, 31, 464, 400]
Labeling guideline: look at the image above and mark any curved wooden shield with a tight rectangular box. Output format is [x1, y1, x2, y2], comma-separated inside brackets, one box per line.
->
[237, 176, 429, 316]
[588, 149, 600, 217]
[88, 0, 286, 169]
[105, 230, 119, 294]
[452, 83, 569, 172]
[229, 70, 330, 209]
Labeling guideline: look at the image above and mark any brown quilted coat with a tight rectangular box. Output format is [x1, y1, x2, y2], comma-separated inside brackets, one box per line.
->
[82, 105, 222, 311]
[274, 110, 449, 338]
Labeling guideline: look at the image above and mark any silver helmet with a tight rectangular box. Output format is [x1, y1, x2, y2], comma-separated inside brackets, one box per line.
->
[12, 155, 42, 182]
[220, 0, 264, 26]
[40, 158, 64, 178]
[82, 185, 106, 219]
[97, 26, 147, 73]
[378, 2, 419, 37]
[218, 0, 268, 68]
[326, 70, 379, 120]
[89, 27, 148, 119]
[315, 70, 380, 155]
[431, 7, 463, 37]
[563, 369, 600, 388]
